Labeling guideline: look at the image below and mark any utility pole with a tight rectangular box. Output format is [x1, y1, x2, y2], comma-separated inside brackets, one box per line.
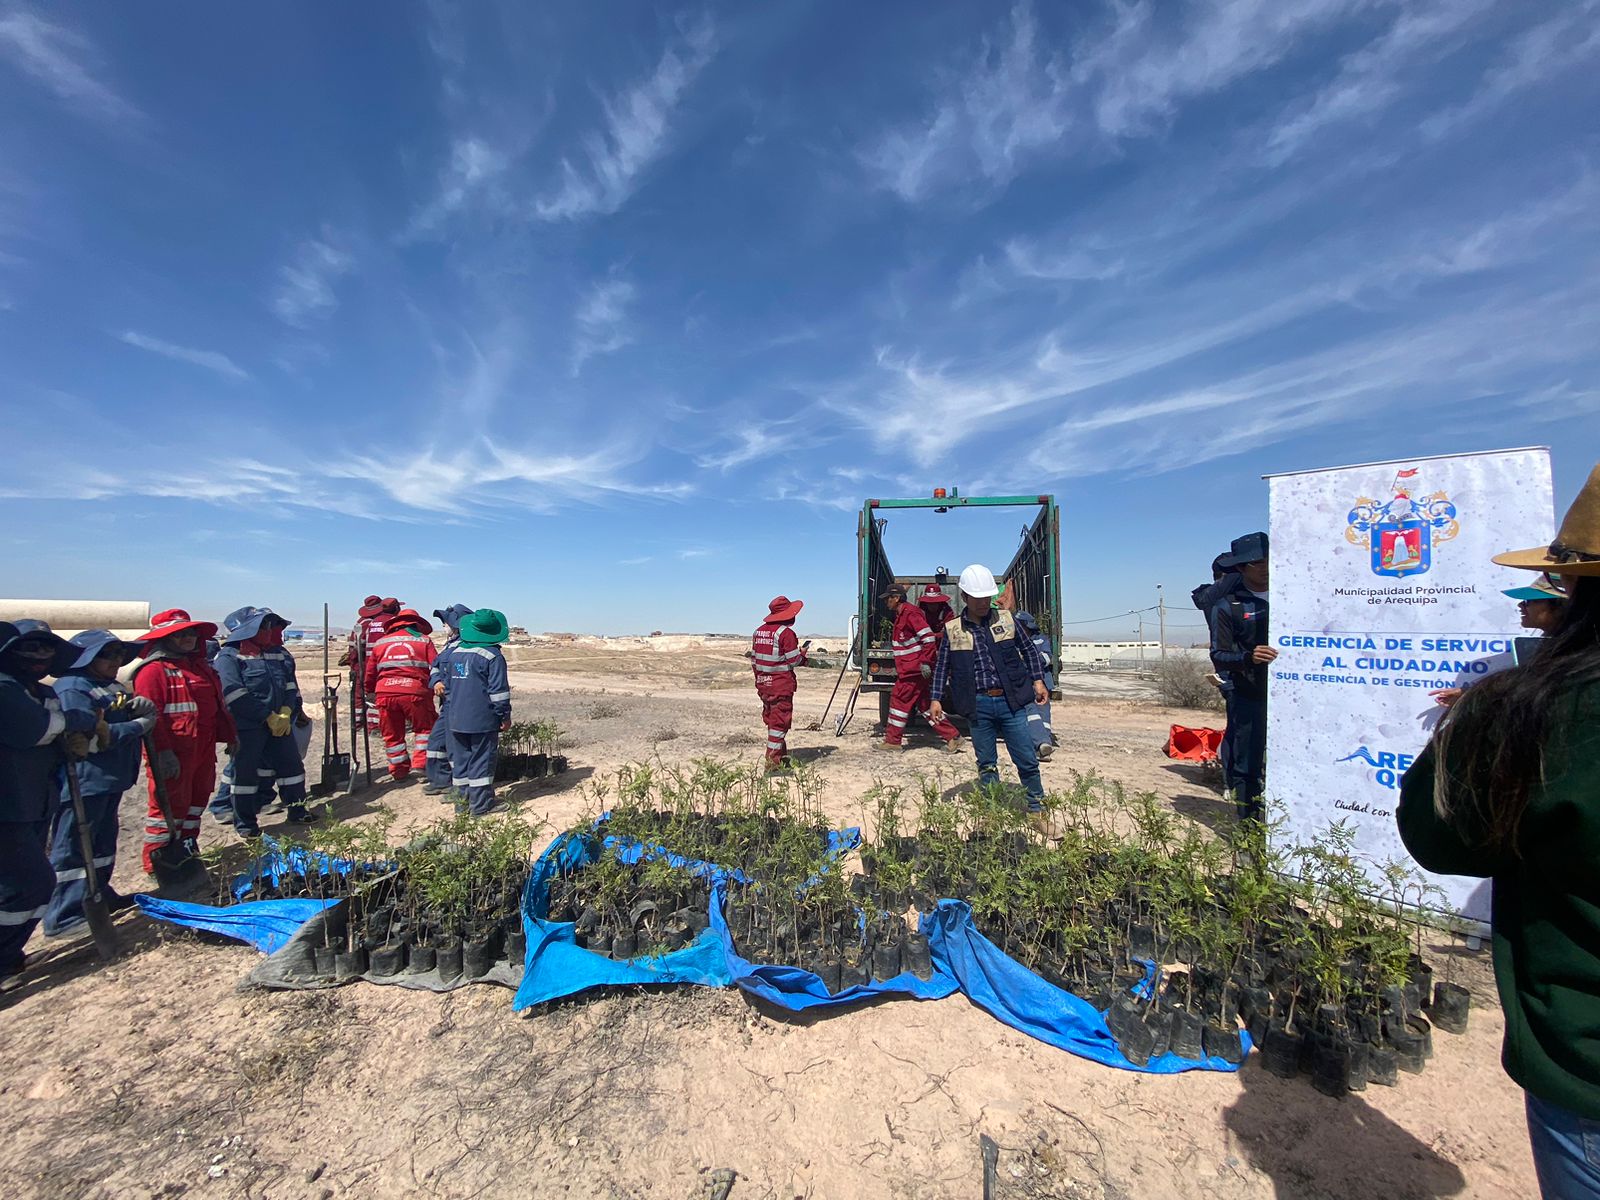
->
[1157, 585, 1166, 665]
[1136, 612, 1145, 664]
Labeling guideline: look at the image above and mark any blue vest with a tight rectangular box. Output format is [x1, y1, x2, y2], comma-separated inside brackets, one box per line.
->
[943, 609, 1034, 717]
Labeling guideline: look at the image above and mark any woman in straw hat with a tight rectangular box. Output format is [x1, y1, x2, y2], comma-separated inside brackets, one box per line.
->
[1399, 463, 1600, 1199]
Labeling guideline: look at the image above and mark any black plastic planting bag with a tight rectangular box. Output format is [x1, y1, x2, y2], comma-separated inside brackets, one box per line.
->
[922, 900, 1250, 1074]
[246, 895, 526, 992]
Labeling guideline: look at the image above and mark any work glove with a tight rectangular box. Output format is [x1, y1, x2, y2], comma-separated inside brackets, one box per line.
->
[120, 694, 158, 720]
[94, 716, 113, 751]
[64, 732, 93, 760]
[156, 749, 181, 781]
[128, 714, 158, 737]
[265, 709, 292, 738]
[920, 664, 932, 680]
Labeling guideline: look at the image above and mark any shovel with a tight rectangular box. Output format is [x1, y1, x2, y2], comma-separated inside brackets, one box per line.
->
[141, 732, 211, 893]
[310, 604, 353, 798]
[61, 751, 119, 960]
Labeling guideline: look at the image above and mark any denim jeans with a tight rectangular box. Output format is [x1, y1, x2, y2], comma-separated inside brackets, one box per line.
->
[968, 693, 1044, 809]
[1528, 1093, 1600, 1199]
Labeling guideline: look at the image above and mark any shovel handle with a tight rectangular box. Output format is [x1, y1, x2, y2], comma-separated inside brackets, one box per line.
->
[142, 732, 184, 841]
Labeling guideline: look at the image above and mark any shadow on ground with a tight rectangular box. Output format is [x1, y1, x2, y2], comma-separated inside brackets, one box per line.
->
[1222, 1059, 1467, 1199]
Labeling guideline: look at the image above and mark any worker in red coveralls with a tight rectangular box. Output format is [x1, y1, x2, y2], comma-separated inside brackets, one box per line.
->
[364, 607, 438, 781]
[341, 596, 379, 730]
[918, 585, 954, 638]
[131, 609, 236, 869]
[752, 596, 808, 770]
[877, 585, 962, 753]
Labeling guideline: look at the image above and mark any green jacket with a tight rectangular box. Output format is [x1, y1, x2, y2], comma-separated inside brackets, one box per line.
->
[1397, 681, 1600, 1119]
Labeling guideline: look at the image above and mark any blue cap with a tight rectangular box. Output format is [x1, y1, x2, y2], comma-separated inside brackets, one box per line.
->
[66, 628, 137, 670]
[1219, 531, 1269, 568]
[0, 619, 76, 673]
[223, 606, 289, 644]
[433, 603, 473, 632]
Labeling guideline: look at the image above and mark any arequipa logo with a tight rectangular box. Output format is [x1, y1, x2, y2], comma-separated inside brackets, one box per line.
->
[1335, 746, 1416, 789]
[1344, 466, 1460, 579]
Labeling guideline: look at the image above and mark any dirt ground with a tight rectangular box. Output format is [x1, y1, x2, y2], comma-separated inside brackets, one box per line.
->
[0, 636, 1533, 1199]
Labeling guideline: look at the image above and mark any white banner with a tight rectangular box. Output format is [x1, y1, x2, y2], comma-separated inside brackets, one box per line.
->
[1265, 447, 1553, 921]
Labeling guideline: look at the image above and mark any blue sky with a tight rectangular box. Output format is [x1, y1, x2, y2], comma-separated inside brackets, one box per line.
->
[0, 1, 1595, 637]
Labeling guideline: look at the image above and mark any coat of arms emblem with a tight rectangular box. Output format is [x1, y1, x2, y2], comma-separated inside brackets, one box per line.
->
[1345, 468, 1459, 579]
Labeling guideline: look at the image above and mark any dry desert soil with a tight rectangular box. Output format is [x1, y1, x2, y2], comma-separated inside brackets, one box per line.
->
[0, 635, 1533, 1200]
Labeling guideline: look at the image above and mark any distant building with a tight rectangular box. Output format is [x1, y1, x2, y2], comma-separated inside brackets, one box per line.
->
[1059, 640, 1162, 666]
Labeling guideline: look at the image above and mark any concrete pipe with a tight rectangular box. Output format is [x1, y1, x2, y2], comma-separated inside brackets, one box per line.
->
[0, 599, 151, 634]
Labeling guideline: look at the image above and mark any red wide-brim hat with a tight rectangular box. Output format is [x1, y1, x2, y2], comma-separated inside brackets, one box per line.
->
[136, 608, 218, 645]
[918, 586, 953, 608]
[766, 596, 803, 623]
[385, 608, 434, 635]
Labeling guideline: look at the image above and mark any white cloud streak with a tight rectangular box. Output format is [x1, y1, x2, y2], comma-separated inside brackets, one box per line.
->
[862, 1, 1370, 203]
[117, 330, 250, 381]
[271, 235, 354, 328]
[571, 271, 638, 373]
[1264, 0, 1495, 162]
[0, 8, 141, 125]
[534, 15, 716, 220]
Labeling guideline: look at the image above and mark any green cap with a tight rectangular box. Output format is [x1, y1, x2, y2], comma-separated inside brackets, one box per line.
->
[457, 608, 510, 646]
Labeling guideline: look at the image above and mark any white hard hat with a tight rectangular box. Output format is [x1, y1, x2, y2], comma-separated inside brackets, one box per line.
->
[958, 564, 999, 598]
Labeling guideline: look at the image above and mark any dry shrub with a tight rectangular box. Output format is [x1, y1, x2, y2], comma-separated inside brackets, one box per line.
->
[587, 700, 623, 720]
[650, 727, 680, 744]
[1155, 655, 1225, 710]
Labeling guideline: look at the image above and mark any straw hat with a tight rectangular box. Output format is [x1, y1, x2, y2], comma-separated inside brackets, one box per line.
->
[1493, 463, 1600, 577]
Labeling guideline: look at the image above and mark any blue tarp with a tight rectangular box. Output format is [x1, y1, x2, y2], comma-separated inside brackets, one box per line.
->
[923, 900, 1249, 1073]
[511, 831, 735, 1010]
[133, 825, 1249, 1075]
[134, 895, 335, 955]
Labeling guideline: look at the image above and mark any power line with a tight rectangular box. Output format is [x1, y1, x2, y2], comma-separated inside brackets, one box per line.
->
[1061, 605, 1161, 626]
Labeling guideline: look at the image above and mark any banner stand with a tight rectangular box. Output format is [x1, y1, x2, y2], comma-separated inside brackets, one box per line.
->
[1264, 447, 1552, 924]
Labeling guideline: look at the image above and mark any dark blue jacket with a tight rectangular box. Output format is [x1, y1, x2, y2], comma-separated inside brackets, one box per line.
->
[0, 672, 96, 823]
[54, 671, 148, 797]
[939, 609, 1037, 718]
[444, 644, 510, 734]
[1015, 611, 1054, 690]
[1208, 576, 1270, 697]
[431, 637, 460, 714]
[214, 645, 304, 729]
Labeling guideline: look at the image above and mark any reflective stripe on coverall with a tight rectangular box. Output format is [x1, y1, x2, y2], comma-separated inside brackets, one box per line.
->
[884, 603, 958, 747]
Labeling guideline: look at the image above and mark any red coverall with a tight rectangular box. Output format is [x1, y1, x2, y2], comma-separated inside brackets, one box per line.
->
[751, 622, 805, 766]
[134, 653, 236, 871]
[364, 629, 438, 779]
[341, 613, 391, 731]
[885, 603, 960, 746]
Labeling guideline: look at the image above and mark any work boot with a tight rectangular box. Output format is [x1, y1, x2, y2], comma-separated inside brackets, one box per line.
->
[1037, 742, 1054, 761]
[284, 806, 312, 824]
[209, 805, 234, 826]
[873, 739, 905, 752]
[1028, 810, 1053, 840]
[942, 737, 963, 754]
[104, 887, 137, 914]
[422, 782, 447, 796]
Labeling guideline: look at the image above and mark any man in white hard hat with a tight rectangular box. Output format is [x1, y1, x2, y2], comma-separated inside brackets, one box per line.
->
[929, 565, 1051, 814]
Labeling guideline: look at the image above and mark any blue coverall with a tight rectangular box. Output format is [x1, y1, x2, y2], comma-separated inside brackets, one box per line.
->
[445, 644, 510, 815]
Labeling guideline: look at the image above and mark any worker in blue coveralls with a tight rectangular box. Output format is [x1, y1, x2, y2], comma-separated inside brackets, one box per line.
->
[44, 630, 159, 935]
[215, 606, 310, 836]
[1192, 553, 1236, 781]
[423, 603, 472, 798]
[997, 580, 1057, 761]
[207, 609, 252, 825]
[438, 608, 512, 816]
[1208, 532, 1276, 824]
[0, 621, 103, 991]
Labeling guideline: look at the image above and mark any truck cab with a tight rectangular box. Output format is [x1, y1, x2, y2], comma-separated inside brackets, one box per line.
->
[856, 491, 1062, 723]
